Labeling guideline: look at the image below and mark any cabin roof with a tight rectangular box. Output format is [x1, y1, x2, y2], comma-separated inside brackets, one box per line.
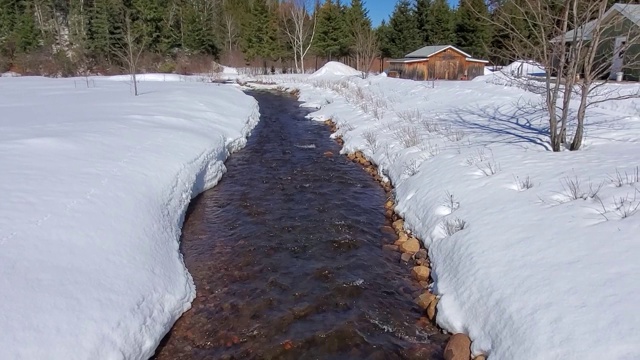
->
[386, 58, 429, 63]
[553, 3, 640, 42]
[405, 45, 472, 58]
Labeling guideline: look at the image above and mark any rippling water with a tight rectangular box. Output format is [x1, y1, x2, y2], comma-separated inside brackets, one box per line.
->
[152, 90, 446, 360]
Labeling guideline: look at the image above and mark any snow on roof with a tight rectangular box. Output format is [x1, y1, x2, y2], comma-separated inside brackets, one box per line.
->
[554, 3, 640, 42]
[405, 45, 472, 59]
[309, 61, 361, 78]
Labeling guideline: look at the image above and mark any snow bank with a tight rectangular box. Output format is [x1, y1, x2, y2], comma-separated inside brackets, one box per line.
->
[501, 60, 545, 76]
[0, 77, 259, 359]
[309, 61, 361, 78]
[1, 71, 20, 77]
[270, 74, 640, 359]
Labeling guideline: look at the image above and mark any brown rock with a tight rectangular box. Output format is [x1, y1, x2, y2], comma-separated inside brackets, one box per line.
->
[412, 266, 431, 282]
[444, 334, 471, 360]
[382, 244, 399, 252]
[395, 231, 409, 244]
[385, 209, 394, 219]
[427, 297, 438, 321]
[347, 153, 356, 161]
[415, 249, 428, 260]
[400, 238, 420, 254]
[473, 356, 487, 360]
[400, 252, 413, 263]
[392, 219, 404, 232]
[415, 258, 425, 266]
[415, 292, 436, 310]
[418, 280, 430, 288]
[385, 200, 394, 209]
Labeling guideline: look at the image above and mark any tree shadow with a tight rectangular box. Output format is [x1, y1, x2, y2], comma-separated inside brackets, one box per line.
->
[444, 99, 552, 151]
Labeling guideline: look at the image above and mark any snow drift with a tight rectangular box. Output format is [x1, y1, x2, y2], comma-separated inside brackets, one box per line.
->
[309, 61, 361, 78]
[0, 77, 259, 359]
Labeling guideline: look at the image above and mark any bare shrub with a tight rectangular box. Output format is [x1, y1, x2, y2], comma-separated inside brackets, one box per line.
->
[394, 125, 421, 149]
[441, 218, 467, 236]
[477, 161, 501, 177]
[396, 109, 424, 123]
[514, 175, 534, 191]
[561, 176, 604, 201]
[609, 167, 640, 187]
[613, 190, 640, 219]
[441, 124, 466, 142]
[443, 191, 460, 213]
[362, 130, 379, 152]
[465, 148, 488, 166]
[419, 141, 440, 158]
[422, 119, 441, 133]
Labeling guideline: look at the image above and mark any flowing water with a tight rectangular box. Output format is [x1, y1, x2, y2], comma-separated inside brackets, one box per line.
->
[152, 90, 447, 360]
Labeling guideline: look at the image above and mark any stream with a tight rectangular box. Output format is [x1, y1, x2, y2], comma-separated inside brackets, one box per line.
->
[152, 90, 446, 359]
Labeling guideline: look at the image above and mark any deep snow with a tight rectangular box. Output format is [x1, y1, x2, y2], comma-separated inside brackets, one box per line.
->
[0, 76, 259, 359]
[266, 63, 640, 359]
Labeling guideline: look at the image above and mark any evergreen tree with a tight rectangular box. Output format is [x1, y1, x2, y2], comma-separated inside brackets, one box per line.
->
[313, 0, 347, 59]
[344, 0, 371, 56]
[384, 0, 421, 58]
[455, 0, 492, 58]
[376, 19, 393, 59]
[242, 0, 278, 69]
[426, 0, 455, 45]
[15, 0, 41, 52]
[415, 0, 430, 45]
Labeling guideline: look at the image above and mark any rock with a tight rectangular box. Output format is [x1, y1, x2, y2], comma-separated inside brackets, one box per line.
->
[400, 238, 420, 254]
[415, 249, 428, 260]
[427, 297, 438, 321]
[444, 334, 471, 360]
[382, 244, 399, 252]
[415, 292, 436, 310]
[397, 231, 409, 242]
[473, 356, 487, 360]
[323, 151, 334, 157]
[400, 252, 413, 263]
[412, 266, 431, 282]
[385, 200, 394, 209]
[392, 219, 404, 232]
[385, 209, 394, 219]
[347, 153, 357, 161]
[415, 258, 425, 266]
[418, 280, 430, 288]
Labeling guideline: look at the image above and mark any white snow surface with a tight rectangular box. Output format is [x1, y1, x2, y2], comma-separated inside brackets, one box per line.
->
[309, 61, 361, 78]
[0, 76, 259, 359]
[266, 72, 640, 359]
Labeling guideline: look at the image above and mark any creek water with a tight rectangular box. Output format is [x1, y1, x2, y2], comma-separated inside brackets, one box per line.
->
[152, 90, 446, 360]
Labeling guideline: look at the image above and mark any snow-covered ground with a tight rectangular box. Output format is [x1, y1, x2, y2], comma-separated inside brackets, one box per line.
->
[0, 76, 258, 359]
[265, 62, 640, 359]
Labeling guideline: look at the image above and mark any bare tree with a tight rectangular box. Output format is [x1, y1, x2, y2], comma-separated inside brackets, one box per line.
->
[112, 10, 146, 96]
[485, 0, 640, 151]
[352, 25, 379, 79]
[280, 0, 317, 74]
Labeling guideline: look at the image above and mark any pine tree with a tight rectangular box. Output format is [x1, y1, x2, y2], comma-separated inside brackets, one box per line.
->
[415, 0, 430, 45]
[455, 0, 492, 58]
[426, 0, 454, 45]
[313, 0, 347, 60]
[376, 19, 393, 59]
[242, 0, 278, 70]
[344, 0, 371, 57]
[384, 0, 421, 58]
[15, 0, 41, 52]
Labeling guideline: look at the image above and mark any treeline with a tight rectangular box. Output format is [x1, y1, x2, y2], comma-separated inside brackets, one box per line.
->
[0, 0, 623, 76]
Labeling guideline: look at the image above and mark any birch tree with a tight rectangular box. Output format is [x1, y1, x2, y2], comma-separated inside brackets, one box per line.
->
[280, 0, 317, 73]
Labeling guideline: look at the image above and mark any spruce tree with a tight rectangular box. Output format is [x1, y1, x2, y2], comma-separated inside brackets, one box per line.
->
[384, 0, 421, 58]
[15, 0, 40, 52]
[313, 0, 347, 60]
[242, 0, 278, 70]
[455, 0, 492, 58]
[344, 0, 371, 57]
[415, 0, 430, 45]
[426, 0, 455, 45]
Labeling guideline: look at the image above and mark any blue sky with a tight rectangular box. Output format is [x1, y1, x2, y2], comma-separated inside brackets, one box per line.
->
[365, 0, 459, 26]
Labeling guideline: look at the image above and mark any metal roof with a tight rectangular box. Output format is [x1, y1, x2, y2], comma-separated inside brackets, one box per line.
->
[554, 3, 640, 42]
[405, 45, 472, 58]
[387, 58, 429, 63]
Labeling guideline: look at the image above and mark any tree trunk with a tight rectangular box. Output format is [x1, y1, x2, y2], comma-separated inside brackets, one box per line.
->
[570, 85, 589, 150]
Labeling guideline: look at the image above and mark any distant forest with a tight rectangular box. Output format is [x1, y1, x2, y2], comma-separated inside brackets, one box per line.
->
[0, 0, 626, 76]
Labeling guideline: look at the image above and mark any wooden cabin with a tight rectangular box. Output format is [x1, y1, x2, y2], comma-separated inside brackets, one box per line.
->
[387, 45, 488, 81]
